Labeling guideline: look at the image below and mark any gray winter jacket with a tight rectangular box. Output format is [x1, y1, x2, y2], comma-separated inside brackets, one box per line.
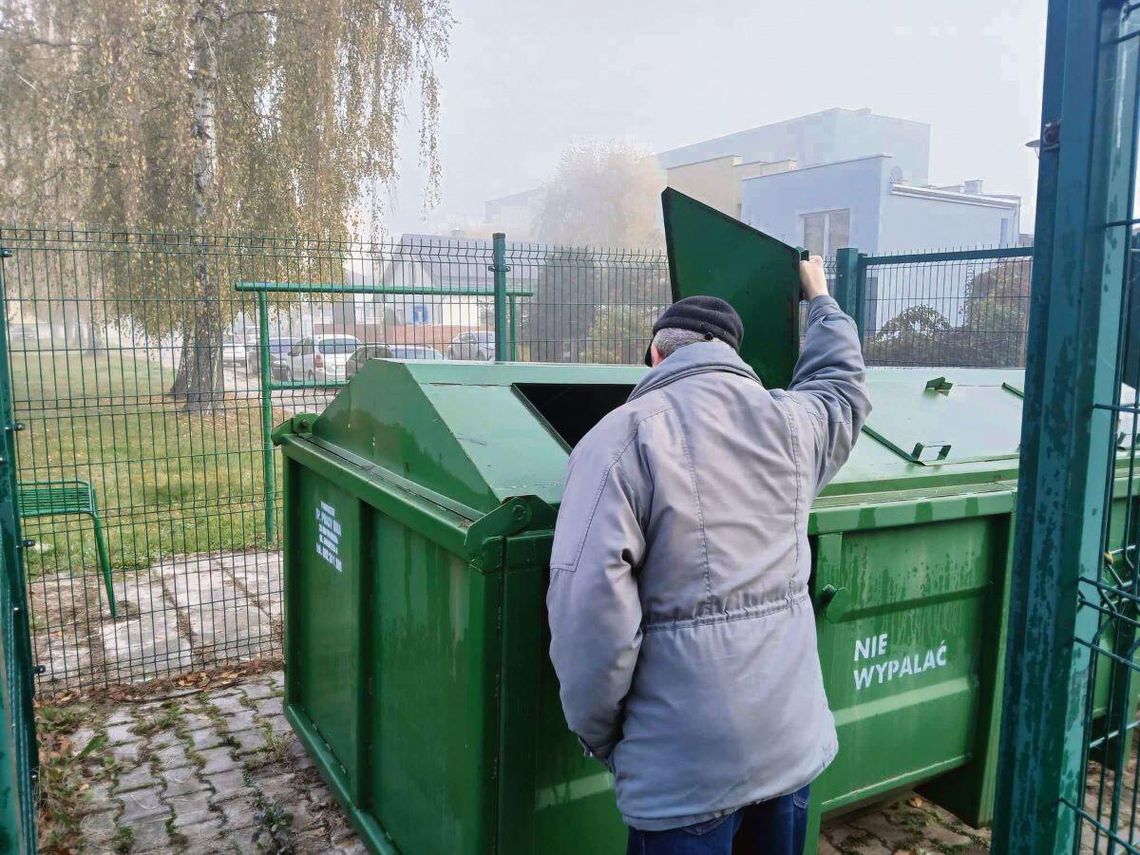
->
[546, 294, 870, 831]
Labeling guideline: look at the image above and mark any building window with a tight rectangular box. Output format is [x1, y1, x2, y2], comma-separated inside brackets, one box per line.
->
[801, 209, 851, 257]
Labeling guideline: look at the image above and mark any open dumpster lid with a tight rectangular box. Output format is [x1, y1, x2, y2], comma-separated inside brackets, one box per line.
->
[663, 188, 805, 389]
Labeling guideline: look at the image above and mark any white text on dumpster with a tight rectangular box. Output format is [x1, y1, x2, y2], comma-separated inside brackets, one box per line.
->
[852, 634, 948, 690]
[316, 501, 343, 572]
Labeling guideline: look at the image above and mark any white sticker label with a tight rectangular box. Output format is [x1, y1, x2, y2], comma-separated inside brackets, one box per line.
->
[852, 633, 948, 690]
[315, 501, 343, 572]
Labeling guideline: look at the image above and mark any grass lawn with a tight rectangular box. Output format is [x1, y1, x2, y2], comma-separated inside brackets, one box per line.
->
[11, 349, 282, 581]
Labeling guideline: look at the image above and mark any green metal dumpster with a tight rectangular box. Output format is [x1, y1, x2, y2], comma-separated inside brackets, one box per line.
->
[275, 356, 1140, 854]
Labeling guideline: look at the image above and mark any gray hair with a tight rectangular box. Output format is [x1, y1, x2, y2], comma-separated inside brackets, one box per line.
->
[651, 327, 706, 360]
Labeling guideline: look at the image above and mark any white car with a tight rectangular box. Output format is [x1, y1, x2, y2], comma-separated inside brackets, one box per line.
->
[285, 335, 362, 383]
[221, 332, 248, 365]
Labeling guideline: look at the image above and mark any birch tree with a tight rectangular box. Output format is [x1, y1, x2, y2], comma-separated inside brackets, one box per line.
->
[0, 0, 451, 409]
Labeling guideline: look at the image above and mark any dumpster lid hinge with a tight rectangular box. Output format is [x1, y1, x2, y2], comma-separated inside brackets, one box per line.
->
[272, 412, 320, 445]
[466, 495, 556, 573]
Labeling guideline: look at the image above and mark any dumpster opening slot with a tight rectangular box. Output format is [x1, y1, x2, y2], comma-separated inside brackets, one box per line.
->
[514, 383, 635, 449]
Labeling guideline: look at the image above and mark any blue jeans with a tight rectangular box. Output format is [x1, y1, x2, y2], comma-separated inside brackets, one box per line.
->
[626, 785, 811, 855]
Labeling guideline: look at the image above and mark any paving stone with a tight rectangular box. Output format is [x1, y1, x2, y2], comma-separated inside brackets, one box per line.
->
[162, 766, 209, 799]
[285, 737, 315, 769]
[209, 692, 248, 717]
[852, 812, 919, 849]
[252, 771, 296, 801]
[241, 681, 276, 701]
[255, 695, 284, 718]
[267, 670, 285, 691]
[35, 636, 92, 686]
[219, 709, 258, 733]
[71, 725, 98, 751]
[118, 787, 167, 824]
[229, 726, 269, 756]
[105, 707, 134, 727]
[260, 712, 288, 735]
[180, 711, 216, 732]
[198, 746, 237, 776]
[153, 740, 194, 770]
[215, 794, 260, 830]
[206, 768, 256, 801]
[84, 779, 117, 813]
[101, 584, 193, 682]
[175, 814, 226, 847]
[923, 822, 972, 848]
[114, 763, 157, 794]
[824, 821, 877, 847]
[78, 808, 119, 845]
[128, 813, 172, 852]
[187, 726, 225, 751]
[109, 738, 141, 768]
[149, 730, 180, 751]
[106, 721, 138, 746]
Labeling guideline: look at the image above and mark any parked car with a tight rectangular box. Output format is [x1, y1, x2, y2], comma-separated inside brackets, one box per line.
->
[245, 336, 298, 378]
[344, 343, 446, 380]
[221, 332, 248, 365]
[284, 334, 361, 383]
[447, 331, 495, 361]
[344, 344, 393, 380]
[389, 344, 446, 361]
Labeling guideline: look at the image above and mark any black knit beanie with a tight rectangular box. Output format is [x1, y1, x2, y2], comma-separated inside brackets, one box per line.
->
[644, 295, 744, 366]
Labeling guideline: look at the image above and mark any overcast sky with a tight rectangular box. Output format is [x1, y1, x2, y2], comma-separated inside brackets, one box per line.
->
[381, 0, 1047, 237]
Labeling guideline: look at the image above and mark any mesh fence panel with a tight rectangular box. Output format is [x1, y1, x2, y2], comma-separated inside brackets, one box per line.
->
[0, 226, 1035, 694]
[0, 227, 500, 693]
[861, 251, 1032, 368]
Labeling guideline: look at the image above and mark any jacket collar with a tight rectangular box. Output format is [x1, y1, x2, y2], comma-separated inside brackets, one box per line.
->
[628, 340, 761, 402]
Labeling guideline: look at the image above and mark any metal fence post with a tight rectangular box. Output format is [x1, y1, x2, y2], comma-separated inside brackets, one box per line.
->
[852, 254, 867, 345]
[833, 247, 859, 320]
[993, 0, 1140, 850]
[833, 248, 867, 344]
[0, 243, 39, 854]
[257, 292, 276, 544]
[492, 233, 508, 361]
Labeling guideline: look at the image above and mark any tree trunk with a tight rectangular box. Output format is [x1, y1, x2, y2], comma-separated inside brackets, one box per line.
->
[170, 0, 225, 411]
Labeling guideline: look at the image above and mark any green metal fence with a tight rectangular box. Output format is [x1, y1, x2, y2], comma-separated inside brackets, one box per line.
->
[0, 224, 1038, 695]
[0, 227, 673, 694]
[994, 0, 1140, 851]
[839, 246, 1034, 368]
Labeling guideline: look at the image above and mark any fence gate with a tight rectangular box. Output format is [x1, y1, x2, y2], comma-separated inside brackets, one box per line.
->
[0, 247, 40, 853]
[995, 0, 1140, 851]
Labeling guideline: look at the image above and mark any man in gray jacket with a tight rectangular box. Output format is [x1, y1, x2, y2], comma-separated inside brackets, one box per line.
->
[547, 256, 870, 854]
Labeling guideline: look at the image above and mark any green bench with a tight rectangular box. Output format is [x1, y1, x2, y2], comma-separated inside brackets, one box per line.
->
[18, 479, 116, 618]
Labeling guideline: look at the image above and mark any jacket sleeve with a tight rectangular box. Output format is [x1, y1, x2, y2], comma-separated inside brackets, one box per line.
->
[546, 431, 648, 764]
[784, 295, 872, 493]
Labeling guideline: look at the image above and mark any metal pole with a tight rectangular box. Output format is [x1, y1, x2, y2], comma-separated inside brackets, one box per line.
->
[257, 292, 276, 544]
[492, 233, 508, 361]
[853, 253, 867, 345]
[993, 0, 1139, 850]
[508, 296, 518, 361]
[0, 243, 39, 853]
[833, 248, 859, 320]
